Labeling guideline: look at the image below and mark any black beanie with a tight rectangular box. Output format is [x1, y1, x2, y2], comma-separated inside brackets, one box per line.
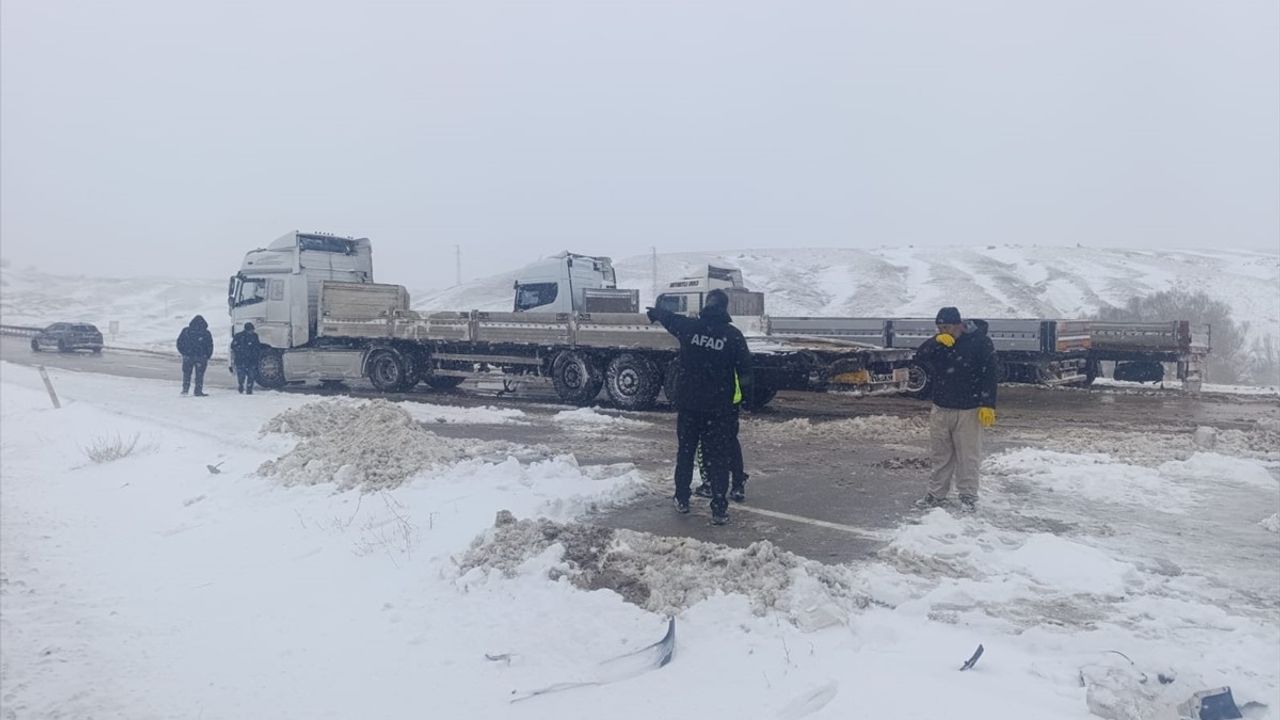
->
[935, 307, 962, 324]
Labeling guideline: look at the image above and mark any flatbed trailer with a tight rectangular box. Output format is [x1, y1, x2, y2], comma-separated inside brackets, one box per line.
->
[765, 316, 1208, 394]
[266, 281, 915, 410]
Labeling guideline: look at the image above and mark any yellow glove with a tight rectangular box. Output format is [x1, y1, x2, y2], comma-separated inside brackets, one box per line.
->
[936, 333, 956, 348]
[978, 407, 996, 428]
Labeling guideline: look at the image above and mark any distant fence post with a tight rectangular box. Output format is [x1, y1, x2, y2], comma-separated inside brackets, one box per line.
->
[37, 366, 61, 409]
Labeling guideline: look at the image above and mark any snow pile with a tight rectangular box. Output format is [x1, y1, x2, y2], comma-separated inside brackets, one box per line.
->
[759, 415, 928, 442]
[553, 407, 649, 428]
[399, 402, 528, 426]
[258, 400, 470, 489]
[1006, 424, 1280, 467]
[1261, 514, 1280, 533]
[460, 513, 870, 625]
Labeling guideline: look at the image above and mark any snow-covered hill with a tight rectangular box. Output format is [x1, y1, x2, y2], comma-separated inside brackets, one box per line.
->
[415, 245, 1279, 350]
[0, 267, 229, 354]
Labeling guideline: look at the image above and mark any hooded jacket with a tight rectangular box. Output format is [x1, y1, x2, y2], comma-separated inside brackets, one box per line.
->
[176, 315, 214, 360]
[914, 319, 998, 410]
[230, 326, 262, 365]
[652, 304, 753, 413]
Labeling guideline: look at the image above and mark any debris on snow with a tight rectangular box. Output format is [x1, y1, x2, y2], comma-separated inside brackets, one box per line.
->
[458, 513, 872, 623]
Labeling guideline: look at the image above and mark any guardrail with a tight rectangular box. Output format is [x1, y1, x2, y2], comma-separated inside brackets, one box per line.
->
[1, 325, 227, 361]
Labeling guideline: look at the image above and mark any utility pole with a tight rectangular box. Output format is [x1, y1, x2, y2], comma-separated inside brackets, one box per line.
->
[651, 246, 658, 303]
[454, 245, 462, 286]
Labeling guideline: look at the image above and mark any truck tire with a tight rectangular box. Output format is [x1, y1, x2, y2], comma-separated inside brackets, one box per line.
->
[367, 350, 408, 392]
[552, 350, 603, 405]
[256, 349, 287, 389]
[1081, 358, 1101, 387]
[30, 338, 40, 352]
[749, 385, 777, 409]
[904, 362, 931, 400]
[662, 359, 681, 405]
[57, 339, 68, 353]
[426, 375, 465, 391]
[1114, 361, 1164, 384]
[604, 353, 661, 410]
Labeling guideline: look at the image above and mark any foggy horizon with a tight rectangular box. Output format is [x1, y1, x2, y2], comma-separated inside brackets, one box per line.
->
[3, 0, 1278, 290]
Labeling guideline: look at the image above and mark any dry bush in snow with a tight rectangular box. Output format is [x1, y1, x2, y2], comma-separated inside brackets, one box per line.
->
[81, 433, 142, 464]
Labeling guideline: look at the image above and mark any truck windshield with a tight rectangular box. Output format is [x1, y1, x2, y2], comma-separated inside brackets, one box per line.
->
[655, 294, 687, 313]
[298, 235, 357, 254]
[515, 283, 558, 312]
[232, 278, 268, 307]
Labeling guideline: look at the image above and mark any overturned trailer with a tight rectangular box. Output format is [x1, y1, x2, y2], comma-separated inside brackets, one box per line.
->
[765, 316, 1208, 394]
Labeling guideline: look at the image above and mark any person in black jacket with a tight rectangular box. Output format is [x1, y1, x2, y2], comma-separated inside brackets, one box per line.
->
[648, 289, 753, 525]
[176, 315, 214, 396]
[229, 322, 262, 394]
[694, 371, 749, 502]
[913, 307, 998, 511]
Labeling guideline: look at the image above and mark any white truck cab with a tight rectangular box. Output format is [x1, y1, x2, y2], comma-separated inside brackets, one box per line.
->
[513, 252, 638, 314]
[228, 231, 373, 349]
[654, 265, 765, 318]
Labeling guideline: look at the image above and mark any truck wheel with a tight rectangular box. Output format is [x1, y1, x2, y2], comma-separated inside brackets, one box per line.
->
[662, 359, 681, 405]
[1081, 358, 1100, 387]
[30, 338, 40, 352]
[57, 339, 68, 353]
[904, 363, 931, 399]
[256, 349, 287, 389]
[552, 350, 603, 405]
[749, 385, 777, 409]
[605, 353, 661, 410]
[426, 375, 465, 391]
[367, 350, 408, 392]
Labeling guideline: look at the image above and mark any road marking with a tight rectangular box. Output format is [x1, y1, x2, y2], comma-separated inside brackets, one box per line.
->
[124, 365, 160, 371]
[732, 505, 889, 540]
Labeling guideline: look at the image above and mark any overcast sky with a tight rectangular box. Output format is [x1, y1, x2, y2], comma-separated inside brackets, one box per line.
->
[2, 0, 1277, 290]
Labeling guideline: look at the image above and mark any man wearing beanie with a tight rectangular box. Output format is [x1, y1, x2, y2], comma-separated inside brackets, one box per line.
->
[913, 306, 998, 511]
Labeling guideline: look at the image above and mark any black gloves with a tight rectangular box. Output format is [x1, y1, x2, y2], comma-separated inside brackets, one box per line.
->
[645, 306, 659, 323]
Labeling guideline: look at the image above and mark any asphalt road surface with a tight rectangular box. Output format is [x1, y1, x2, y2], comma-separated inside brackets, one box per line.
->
[5, 334, 1277, 563]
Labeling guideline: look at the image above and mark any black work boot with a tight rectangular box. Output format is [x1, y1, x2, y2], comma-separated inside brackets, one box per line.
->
[694, 483, 713, 498]
[673, 496, 690, 514]
[710, 498, 729, 525]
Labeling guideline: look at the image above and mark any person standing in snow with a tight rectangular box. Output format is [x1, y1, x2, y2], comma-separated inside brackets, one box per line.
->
[176, 314, 214, 397]
[229, 322, 262, 394]
[913, 306, 998, 511]
[694, 371, 749, 502]
[648, 289, 753, 525]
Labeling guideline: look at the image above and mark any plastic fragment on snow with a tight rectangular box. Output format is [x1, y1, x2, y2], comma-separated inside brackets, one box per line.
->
[1177, 686, 1244, 720]
[959, 644, 984, 671]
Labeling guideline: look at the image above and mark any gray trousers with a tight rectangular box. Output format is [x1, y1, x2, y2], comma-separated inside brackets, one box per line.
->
[929, 406, 982, 498]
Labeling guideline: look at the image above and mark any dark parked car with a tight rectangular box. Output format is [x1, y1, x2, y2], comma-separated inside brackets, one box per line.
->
[30, 322, 104, 353]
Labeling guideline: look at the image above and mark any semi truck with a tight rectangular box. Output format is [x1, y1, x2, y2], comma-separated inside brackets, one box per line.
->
[228, 232, 915, 410]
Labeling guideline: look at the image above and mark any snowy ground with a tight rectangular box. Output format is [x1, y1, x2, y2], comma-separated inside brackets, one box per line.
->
[2, 363, 1277, 719]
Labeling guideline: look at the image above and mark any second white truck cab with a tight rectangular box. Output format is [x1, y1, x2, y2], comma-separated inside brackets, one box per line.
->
[655, 265, 766, 320]
[513, 252, 638, 314]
